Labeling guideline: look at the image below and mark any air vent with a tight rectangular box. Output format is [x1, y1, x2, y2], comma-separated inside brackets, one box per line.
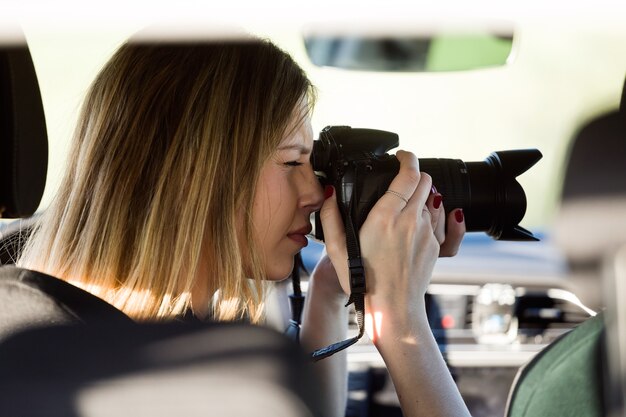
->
[465, 294, 474, 328]
[515, 291, 591, 343]
[548, 297, 590, 328]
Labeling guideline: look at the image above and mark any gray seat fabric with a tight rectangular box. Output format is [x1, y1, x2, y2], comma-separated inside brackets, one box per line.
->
[0, 320, 322, 417]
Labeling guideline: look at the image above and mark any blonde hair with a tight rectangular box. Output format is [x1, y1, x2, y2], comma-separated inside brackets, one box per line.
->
[18, 37, 315, 322]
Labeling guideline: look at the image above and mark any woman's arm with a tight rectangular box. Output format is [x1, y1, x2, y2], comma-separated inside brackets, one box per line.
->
[300, 255, 349, 417]
[318, 150, 471, 417]
[370, 298, 469, 416]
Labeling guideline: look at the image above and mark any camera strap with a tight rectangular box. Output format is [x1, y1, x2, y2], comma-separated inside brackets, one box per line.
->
[311, 190, 367, 361]
[285, 254, 306, 343]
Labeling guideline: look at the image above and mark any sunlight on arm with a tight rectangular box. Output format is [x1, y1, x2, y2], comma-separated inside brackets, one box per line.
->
[365, 311, 383, 342]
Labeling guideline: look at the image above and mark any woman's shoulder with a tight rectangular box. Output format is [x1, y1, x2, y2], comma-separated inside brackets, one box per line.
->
[0, 265, 133, 342]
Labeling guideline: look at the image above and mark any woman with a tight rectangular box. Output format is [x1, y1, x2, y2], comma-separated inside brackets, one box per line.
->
[18, 36, 469, 416]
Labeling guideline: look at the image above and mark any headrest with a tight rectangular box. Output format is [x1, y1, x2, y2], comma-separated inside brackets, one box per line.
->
[553, 77, 626, 264]
[0, 41, 48, 218]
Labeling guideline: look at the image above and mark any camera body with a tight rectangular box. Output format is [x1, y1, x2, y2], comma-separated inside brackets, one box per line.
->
[312, 126, 399, 235]
[312, 126, 542, 241]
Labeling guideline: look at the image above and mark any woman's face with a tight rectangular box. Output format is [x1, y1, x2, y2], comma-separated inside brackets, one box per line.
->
[252, 116, 324, 280]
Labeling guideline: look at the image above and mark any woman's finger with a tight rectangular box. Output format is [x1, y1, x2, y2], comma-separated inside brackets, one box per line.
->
[376, 150, 421, 213]
[404, 171, 433, 215]
[317, 185, 351, 294]
[426, 191, 445, 244]
[439, 208, 466, 257]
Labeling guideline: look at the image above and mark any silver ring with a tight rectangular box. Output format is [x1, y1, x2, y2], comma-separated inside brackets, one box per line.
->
[385, 189, 409, 204]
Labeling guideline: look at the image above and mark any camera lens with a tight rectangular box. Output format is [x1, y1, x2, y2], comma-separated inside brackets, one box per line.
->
[419, 149, 542, 241]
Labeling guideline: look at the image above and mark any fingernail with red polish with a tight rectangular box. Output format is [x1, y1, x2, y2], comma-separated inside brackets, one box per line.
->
[455, 209, 464, 223]
[433, 194, 442, 209]
[324, 185, 334, 199]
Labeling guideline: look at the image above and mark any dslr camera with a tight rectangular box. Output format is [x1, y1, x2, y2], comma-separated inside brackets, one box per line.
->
[311, 126, 542, 241]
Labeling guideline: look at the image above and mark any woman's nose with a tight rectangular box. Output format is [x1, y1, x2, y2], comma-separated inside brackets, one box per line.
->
[301, 168, 324, 212]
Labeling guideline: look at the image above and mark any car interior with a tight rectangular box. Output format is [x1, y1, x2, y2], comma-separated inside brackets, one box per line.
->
[1, 5, 625, 417]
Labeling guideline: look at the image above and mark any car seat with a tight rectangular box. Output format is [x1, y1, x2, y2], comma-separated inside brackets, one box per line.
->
[0, 38, 48, 219]
[0, 33, 47, 265]
[506, 311, 607, 417]
[506, 76, 626, 417]
[0, 32, 322, 417]
[0, 319, 322, 417]
[552, 108, 626, 312]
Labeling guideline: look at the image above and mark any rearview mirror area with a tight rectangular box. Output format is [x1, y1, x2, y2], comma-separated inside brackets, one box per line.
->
[304, 33, 514, 72]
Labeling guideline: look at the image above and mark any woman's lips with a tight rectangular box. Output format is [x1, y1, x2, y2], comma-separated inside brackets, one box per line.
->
[287, 224, 312, 247]
[287, 233, 309, 247]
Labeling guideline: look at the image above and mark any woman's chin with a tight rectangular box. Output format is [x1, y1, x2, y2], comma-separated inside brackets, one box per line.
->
[264, 262, 295, 282]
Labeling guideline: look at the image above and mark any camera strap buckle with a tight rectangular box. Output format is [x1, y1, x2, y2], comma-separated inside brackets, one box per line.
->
[347, 258, 366, 296]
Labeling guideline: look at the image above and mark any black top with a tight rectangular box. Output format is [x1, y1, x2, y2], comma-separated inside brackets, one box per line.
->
[0, 265, 132, 342]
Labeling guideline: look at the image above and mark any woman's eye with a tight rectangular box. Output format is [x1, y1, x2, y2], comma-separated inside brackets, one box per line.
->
[284, 161, 304, 167]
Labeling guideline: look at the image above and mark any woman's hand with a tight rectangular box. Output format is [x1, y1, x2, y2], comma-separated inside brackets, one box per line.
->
[318, 150, 466, 337]
[315, 150, 471, 417]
